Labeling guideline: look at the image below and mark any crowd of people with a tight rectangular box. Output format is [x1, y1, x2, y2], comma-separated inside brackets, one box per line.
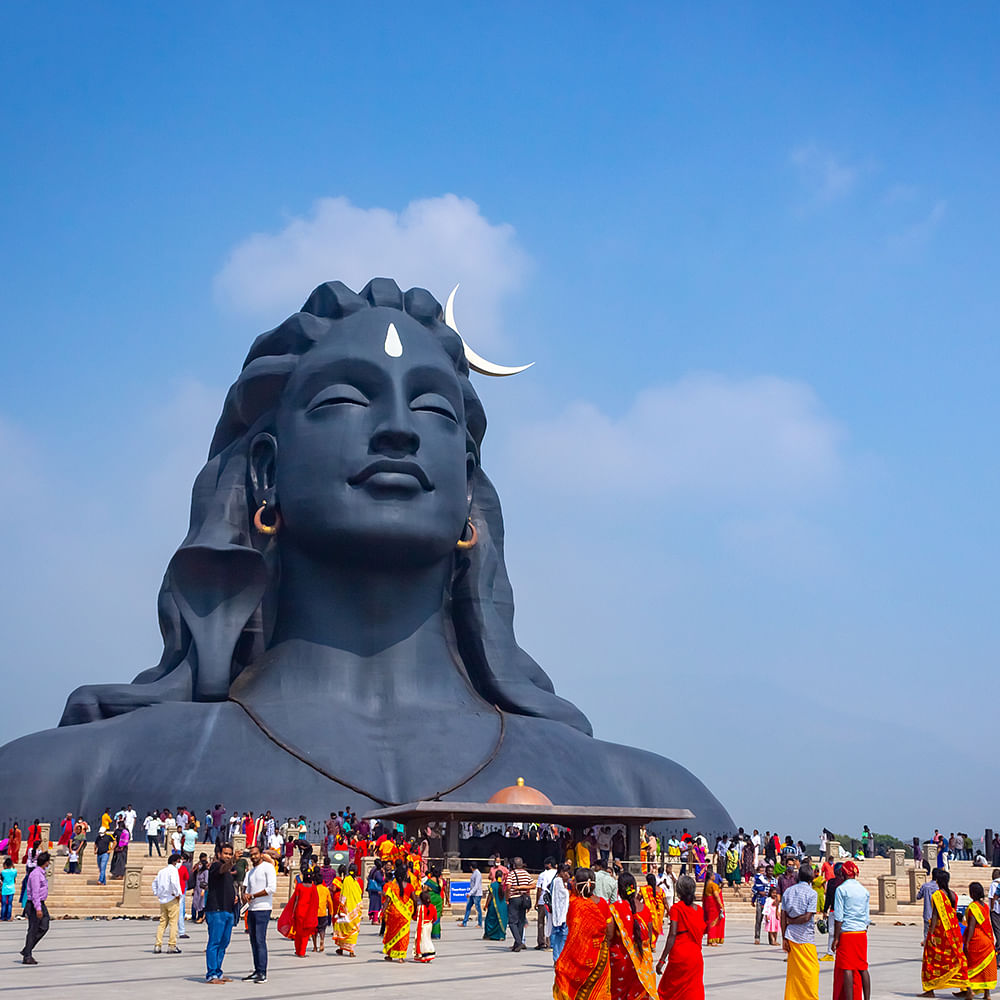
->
[6, 807, 1000, 998]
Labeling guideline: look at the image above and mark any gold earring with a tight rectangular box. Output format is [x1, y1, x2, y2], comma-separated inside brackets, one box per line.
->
[253, 500, 281, 536]
[455, 518, 478, 550]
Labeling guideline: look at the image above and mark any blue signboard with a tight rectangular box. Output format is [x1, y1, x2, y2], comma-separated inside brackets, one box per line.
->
[449, 879, 471, 904]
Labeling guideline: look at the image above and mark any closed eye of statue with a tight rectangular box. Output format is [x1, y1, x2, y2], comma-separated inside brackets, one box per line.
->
[306, 384, 370, 413]
[409, 393, 458, 423]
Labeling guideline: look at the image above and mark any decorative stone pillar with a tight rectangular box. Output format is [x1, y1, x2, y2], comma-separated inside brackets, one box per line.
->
[889, 849, 905, 876]
[826, 840, 841, 862]
[909, 867, 922, 903]
[877, 874, 897, 914]
[38, 822, 51, 848]
[924, 842, 938, 869]
[119, 864, 144, 907]
[232, 832, 247, 854]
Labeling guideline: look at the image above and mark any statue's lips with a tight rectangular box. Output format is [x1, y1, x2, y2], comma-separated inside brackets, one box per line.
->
[348, 459, 433, 493]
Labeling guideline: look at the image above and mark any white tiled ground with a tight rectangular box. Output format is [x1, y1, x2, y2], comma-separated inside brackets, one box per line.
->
[0, 914, 928, 998]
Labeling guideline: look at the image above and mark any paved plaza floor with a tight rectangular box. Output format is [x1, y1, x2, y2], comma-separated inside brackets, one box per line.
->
[0, 915, 929, 998]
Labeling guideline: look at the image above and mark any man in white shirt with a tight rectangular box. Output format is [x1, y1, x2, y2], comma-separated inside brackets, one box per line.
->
[535, 857, 557, 950]
[987, 868, 1000, 956]
[144, 813, 163, 857]
[122, 805, 137, 836]
[241, 845, 276, 983]
[547, 864, 571, 962]
[462, 865, 484, 928]
[152, 853, 183, 954]
[657, 864, 676, 913]
[596, 827, 612, 864]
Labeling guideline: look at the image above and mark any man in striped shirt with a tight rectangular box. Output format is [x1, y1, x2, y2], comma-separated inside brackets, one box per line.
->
[504, 859, 534, 952]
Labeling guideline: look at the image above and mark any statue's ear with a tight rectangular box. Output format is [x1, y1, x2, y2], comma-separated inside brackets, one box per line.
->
[249, 433, 278, 506]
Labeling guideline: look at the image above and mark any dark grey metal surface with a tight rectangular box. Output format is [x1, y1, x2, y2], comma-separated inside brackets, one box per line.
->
[0, 279, 734, 835]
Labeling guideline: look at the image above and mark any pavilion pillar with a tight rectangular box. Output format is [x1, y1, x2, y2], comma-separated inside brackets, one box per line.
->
[445, 815, 461, 873]
[626, 823, 642, 868]
[987, 829, 994, 863]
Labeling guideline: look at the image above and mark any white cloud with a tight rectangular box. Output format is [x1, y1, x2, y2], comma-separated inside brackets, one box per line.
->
[505, 373, 845, 503]
[214, 194, 530, 348]
[790, 143, 860, 203]
[888, 199, 948, 250]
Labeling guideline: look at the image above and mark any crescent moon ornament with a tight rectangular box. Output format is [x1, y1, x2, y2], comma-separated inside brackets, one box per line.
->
[444, 285, 534, 377]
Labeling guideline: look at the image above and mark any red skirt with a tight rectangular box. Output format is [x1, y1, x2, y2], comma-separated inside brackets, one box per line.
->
[832, 931, 866, 1000]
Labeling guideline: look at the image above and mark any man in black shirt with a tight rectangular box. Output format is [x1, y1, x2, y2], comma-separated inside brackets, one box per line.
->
[205, 843, 236, 984]
[95, 828, 114, 885]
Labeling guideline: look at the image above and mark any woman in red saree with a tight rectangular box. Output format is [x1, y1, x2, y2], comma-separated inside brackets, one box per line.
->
[640, 874, 665, 952]
[278, 869, 320, 957]
[963, 882, 996, 998]
[57, 813, 73, 847]
[702, 875, 725, 945]
[382, 861, 415, 963]
[554, 867, 613, 1000]
[656, 875, 707, 1000]
[920, 869, 969, 996]
[609, 873, 657, 1000]
[7, 824, 21, 865]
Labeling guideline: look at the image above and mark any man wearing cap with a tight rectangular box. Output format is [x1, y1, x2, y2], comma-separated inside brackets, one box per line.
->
[832, 860, 871, 1000]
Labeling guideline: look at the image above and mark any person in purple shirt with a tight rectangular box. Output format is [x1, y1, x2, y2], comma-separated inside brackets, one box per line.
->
[21, 850, 50, 965]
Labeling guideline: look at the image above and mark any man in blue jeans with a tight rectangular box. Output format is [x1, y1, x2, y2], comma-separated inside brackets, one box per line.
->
[204, 842, 236, 984]
[462, 865, 484, 927]
[240, 844, 276, 983]
[94, 827, 114, 885]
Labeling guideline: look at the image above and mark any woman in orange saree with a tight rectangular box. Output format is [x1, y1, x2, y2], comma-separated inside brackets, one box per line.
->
[702, 875, 725, 946]
[656, 875, 707, 1000]
[333, 865, 364, 957]
[382, 861, 415, 963]
[963, 883, 996, 998]
[553, 868, 613, 1000]
[640, 874, 665, 951]
[608, 873, 657, 1000]
[920, 870, 969, 996]
[277, 869, 320, 957]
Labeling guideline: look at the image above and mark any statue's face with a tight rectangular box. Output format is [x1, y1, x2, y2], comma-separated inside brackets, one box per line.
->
[273, 308, 472, 567]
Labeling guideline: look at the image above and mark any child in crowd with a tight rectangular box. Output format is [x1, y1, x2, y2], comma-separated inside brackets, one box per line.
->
[763, 886, 781, 946]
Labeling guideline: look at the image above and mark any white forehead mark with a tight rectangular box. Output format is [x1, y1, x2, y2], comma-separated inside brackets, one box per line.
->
[384, 322, 403, 358]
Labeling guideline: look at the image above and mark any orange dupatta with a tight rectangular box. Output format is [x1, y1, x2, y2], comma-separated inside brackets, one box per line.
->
[382, 879, 414, 960]
[921, 889, 969, 992]
[964, 899, 997, 990]
[639, 884, 664, 943]
[553, 895, 612, 1000]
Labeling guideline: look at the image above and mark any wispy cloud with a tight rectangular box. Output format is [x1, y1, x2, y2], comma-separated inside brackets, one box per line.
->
[888, 199, 948, 250]
[505, 373, 846, 503]
[790, 143, 861, 204]
[214, 194, 530, 349]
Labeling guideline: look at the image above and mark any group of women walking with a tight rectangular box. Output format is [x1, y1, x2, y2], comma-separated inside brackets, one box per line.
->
[278, 861, 365, 958]
[380, 860, 441, 963]
[553, 868, 709, 1000]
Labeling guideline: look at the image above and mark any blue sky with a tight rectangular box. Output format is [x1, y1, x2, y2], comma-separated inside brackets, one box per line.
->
[1, 3, 997, 840]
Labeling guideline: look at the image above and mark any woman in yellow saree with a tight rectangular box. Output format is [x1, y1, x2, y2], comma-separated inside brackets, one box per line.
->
[963, 882, 996, 998]
[639, 874, 665, 951]
[382, 861, 415, 963]
[920, 870, 969, 996]
[333, 864, 364, 957]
